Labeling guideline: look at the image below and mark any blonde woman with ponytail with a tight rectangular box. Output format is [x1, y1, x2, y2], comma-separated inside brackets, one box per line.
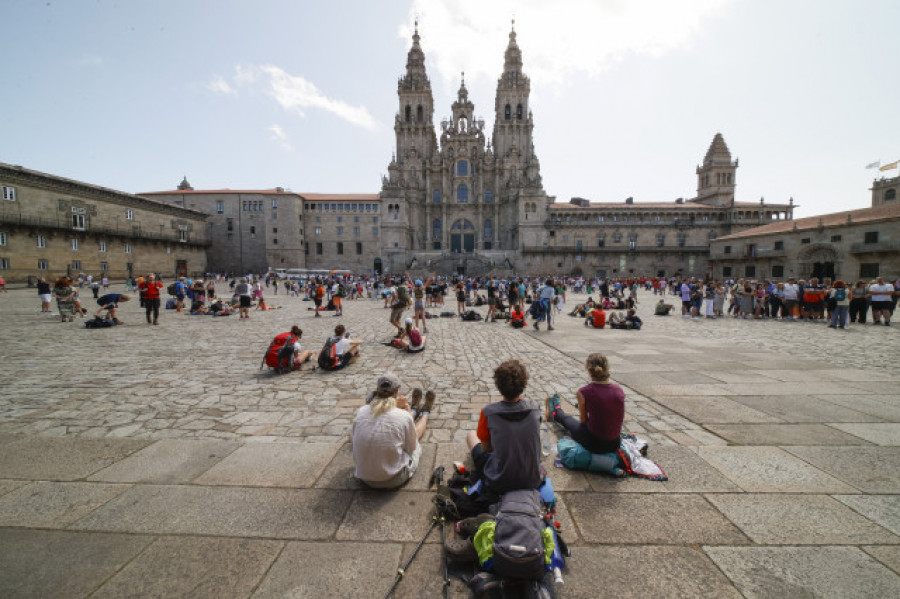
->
[546, 352, 625, 459]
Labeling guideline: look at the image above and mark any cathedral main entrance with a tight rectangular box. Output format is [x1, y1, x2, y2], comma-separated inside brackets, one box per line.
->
[450, 219, 475, 253]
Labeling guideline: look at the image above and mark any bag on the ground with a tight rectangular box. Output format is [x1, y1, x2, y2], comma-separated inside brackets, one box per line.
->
[167, 283, 176, 296]
[165, 298, 177, 310]
[440, 311, 457, 318]
[85, 317, 114, 329]
[462, 310, 483, 321]
[317, 336, 341, 370]
[475, 489, 550, 581]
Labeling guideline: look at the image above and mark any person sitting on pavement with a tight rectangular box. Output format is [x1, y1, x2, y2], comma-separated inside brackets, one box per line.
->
[509, 305, 527, 328]
[654, 299, 675, 315]
[352, 374, 435, 489]
[94, 293, 130, 324]
[465, 360, 542, 495]
[322, 324, 362, 370]
[584, 306, 607, 328]
[288, 325, 313, 367]
[546, 353, 625, 476]
[395, 317, 426, 353]
[189, 298, 207, 315]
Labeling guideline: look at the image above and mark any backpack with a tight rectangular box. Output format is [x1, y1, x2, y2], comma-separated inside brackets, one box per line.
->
[317, 336, 341, 370]
[463, 310, 483, 321]
[265, 333, 297, 372]
[395, 284, 410, 307]
[478, 489, 548, 581]
[337, 284, 347, 298]
[85, 317, 114, 329]
[833, 288, 847, 302]
[167, 283, 177, 296]
[165, 298, 177, 310]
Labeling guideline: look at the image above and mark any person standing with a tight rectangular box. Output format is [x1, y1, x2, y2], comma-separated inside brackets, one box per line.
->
[235, 278, 252, 319]
[390, 278, 410, 337]
[868, 277, 894, 326]
[535, 278, 556, 331]
[37, 276, 52, 313]
[139, 273, 163, 325]
[52, 278, 78, 322]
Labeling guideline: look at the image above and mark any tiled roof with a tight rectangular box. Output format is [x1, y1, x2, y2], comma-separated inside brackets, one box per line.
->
[141, 188, 300, 196]
[715, 203, 900, 240]
[299, 193, 381, 201]
[549, 199, 789, 210]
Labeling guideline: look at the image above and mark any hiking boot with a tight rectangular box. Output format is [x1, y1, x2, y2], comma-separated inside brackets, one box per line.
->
[456, 513, 494, 539]
[409, 388, 423, 414]
[420, 390, 436, 416]
[547, 325, 554, 331]
[534, 322, 539, 330]
[444, 536, 477, 562]
[468, 572, 501, 598]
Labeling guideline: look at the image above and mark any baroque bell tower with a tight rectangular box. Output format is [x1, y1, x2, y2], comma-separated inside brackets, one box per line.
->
[695, 133, 738, 206]
[492, 22, 534, 162]
[395, 21, 437, 162]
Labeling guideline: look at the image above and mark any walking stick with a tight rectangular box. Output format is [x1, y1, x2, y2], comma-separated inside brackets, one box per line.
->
[382, 515, 439, 599]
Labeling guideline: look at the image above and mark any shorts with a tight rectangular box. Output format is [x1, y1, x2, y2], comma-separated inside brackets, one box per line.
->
[488, 297, 497, 306]
[333, 296, 342, 307]
[407, 344, 425, 353]
[176, 293, 185, 301]
[39, 293, 51, 303]
[390, 305, 405, 322]
[806, 301, 824, 312]
[872, 301, 893, 312]
[362, 443, 422, 489]
[682, 300, 692, 309]
[239, 296, 251, 308]
[314, 298, 322, 308]
[414, 300, 425, 311]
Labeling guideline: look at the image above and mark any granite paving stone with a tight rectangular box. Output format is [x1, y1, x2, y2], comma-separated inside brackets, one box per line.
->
[0, 436, 151, 480]
[587, 445, 742, 493]
[0, 481, 131, 528]
[863, 546, 900, 576]
[729, 394, 885, 423]
[253, 541, 402, 599]
[705, 546, 900, 598]
[652, 395, 783, 424]
[560, 546, 742, 598]
[705, 423, 873, 446]
[336, 490, 441, 542]
[705, 493, 899, 544]
[834, 494, 900, 536]
[784, 446, 900, 493]
[697, 446, 858, 493]
[87, 439, 240, 484]
[828, 423, 900, 446]
[0, 480, 29, 497]
[193, 441, 341, 487]
[564, 493, 749, 545]
[69, 485, 352, 539]
[90, 536, 284, 599]
[0, 529, 153, 599]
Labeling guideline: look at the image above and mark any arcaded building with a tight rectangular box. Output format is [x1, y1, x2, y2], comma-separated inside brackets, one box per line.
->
[0, 162, 208, 283]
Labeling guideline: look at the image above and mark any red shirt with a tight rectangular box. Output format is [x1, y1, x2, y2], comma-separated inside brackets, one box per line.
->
[139, 280, 163, 299]
[590, 309, 606, 328]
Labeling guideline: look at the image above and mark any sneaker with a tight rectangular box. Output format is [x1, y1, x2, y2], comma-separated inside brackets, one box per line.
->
[468, 572, 501, 597]
[611, 468, 627, 478]
[409, 388, 423, 414]
[534, 323, 539, 330]
[420, 390, 436, 416]
[444, 537, 477, 562]
[545, 393, 562, 422]
[547, 325, 554, 331]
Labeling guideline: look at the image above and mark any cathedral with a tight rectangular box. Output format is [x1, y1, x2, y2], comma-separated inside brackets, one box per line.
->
[377, 24, 793, 278]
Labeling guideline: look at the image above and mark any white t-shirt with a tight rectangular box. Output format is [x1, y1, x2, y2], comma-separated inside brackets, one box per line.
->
[334, 337, 351, 356]
[869, 284, 894, 302]
[352, 405, 418, 483]
[782, 284, 799, 301]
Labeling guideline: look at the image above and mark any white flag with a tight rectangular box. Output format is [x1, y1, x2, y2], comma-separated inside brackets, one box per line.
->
[865, 161, 881, 169]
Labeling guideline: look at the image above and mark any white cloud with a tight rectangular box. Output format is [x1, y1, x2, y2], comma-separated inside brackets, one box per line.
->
[206, 76, 235, 95]
[267, 124, 293, 151]
[259, 65, 378, 131]
[404, 0, 731, 88]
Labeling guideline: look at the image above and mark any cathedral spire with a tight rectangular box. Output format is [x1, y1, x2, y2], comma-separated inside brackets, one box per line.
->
[405, 20, 426, 80]
[503, 21, 523, 75]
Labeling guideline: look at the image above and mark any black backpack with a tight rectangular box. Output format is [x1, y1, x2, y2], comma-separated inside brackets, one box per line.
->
[167, 283, 176, 296]
[463, 310, 483, 321]
[317, 336, 341, 370]
[491, 489, 547, 581]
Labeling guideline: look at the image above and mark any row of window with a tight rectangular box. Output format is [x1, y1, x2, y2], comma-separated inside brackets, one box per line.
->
[0, 259, 118, 271]
[306, 203, 379, 212]
[19, 234, 136, 253]
[309, 242, 365, 256]
[554, 213, 716, 224]
[721, 263, 881, 279]
[432, 186, 494, 204]
[313, 227, 377, 236]
[313, 215, 377, 224]
[723, 231, 880, 255]
[700, 173, 734, 187]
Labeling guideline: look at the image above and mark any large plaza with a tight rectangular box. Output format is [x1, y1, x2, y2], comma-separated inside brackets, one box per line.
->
[0, 286, 898, 597]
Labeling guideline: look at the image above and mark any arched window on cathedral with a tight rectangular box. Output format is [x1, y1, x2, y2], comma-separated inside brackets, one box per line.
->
[885, 189, 896, 202]
[516, 104, 523, 120]
[484, 189, 493, 203]
[504, 104, 511, 120]
[457, 160, 468, 176]
[417, 105, 423, 122]
[433, 190, 441, 203]
[405, 105, 411, 123]
[457, 184, 468, 203]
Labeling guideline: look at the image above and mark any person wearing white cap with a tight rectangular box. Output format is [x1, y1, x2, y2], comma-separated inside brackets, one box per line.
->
[411, 273, 433, 333]
[395, 317, 426, 353]
[352, 372, 436, 489]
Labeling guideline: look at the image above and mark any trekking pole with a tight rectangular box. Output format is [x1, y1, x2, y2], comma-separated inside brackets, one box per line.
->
[382, 514, 439, 599]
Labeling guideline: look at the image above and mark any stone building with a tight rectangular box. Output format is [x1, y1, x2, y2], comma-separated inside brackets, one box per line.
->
[709, 201, 900, 282]
[140, 25, 796, 280]
[872, 174, 899, 207]
[0, 162, 208, 283]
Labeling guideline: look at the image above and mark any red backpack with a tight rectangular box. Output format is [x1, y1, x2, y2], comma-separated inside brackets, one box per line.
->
[264, 332, 297, 372]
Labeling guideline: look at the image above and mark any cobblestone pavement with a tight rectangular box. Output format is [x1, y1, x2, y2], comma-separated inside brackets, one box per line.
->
[0, 286, 898, 597]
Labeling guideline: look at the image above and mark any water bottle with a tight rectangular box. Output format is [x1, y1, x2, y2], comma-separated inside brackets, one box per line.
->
[541, 425, 551, 457]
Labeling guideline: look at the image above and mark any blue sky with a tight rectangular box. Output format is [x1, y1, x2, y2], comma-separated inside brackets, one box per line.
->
[2, 0, 898, 217]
